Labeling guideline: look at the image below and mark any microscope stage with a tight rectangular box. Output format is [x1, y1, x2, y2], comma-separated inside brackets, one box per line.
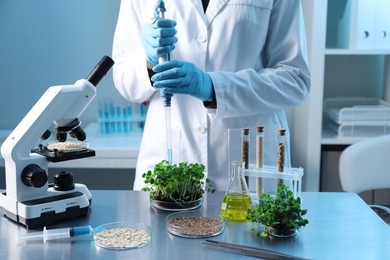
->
[31, 147, 96, 162]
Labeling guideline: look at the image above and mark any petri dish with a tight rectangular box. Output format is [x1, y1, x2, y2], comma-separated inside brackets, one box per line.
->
[166, 210, 225, 238]
[150, 197, 203, 212]
[47, 140, 89, 153]
[93, 222, 151, 250]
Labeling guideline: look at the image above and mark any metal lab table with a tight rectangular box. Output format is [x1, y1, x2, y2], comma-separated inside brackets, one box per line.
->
[1, 191, 390, 260]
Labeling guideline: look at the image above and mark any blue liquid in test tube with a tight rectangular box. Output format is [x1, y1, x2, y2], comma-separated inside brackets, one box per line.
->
[104, 102, 110, 134]
[128, 105, 133, 132]
[123, 107, 129, 134]
[168, 149, 172, 165]
[116, 105, 122, 134]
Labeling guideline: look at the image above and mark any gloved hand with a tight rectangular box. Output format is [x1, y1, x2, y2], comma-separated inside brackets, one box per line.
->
[141, 18, 177, 66]
[151, 60, 214, 102]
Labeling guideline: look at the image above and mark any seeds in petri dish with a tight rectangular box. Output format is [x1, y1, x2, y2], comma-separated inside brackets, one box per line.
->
[168, 216, 222, 237]
[47, 141, 86, 152]
[94, 227, 150, 249]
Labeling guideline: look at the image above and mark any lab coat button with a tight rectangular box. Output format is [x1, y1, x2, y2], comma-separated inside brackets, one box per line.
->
[197, 126, 207, 134]
[198, 34, 207, 43]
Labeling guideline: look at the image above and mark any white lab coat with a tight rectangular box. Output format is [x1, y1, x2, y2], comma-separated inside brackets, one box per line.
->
[112, 0, 311, 191]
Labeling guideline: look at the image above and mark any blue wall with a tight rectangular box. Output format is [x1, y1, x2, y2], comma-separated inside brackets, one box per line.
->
[0, 0, 122, 129]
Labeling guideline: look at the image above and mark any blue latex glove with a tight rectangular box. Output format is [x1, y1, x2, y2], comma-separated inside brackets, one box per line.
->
[151, 60, 214, 102]
[141, 18, 177, 66]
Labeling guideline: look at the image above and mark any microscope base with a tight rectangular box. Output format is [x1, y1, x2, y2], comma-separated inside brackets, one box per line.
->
[0, 190, 91, 229]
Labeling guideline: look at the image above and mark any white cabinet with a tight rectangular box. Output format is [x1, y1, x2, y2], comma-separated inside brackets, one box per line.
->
[293, 0, 390, 191]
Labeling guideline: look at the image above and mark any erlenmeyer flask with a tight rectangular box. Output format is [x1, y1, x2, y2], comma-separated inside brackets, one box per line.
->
[220, 161, 252, 221]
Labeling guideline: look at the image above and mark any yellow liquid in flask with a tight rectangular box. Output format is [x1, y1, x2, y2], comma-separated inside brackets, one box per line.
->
[220, 193, 252, 221]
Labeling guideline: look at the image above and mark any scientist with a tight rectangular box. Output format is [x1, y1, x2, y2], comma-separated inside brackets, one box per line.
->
[112, 0, 311, 191]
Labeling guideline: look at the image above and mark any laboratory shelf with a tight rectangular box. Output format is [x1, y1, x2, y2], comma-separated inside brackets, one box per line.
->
[325, 48, 390, 55]
[321, 127, 365, 145]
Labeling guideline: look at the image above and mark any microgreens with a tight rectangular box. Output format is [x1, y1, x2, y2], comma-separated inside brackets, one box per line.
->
[247, 184, 308, 236]
[141, 160, 215, 203]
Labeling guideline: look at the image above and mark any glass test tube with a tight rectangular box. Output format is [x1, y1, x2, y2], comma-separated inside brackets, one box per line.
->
[241, 128, 250, 187]
[256, 126, 264, 196]
[277, 128, 286, 186]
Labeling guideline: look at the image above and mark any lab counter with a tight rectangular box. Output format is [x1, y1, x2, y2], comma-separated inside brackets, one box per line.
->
[1, 191, 390, 260]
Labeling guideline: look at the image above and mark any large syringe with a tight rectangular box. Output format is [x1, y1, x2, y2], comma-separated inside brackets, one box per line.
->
[18, 225, 96, 243]
[156, 0, 173, 164]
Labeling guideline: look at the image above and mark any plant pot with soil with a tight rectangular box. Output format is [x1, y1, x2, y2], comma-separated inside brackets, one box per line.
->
[247, 184, 309, 238]
[141, 160, 215, 211]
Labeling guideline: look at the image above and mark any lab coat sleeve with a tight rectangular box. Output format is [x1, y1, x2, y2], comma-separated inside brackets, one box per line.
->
[208, 0, 311, 119]
[112, 0, 156, 103]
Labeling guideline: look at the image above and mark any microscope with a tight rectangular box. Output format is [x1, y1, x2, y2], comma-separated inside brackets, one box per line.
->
[0, 56, 114, 228]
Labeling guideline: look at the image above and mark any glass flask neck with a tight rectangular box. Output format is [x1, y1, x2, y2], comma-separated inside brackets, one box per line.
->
[227, 160, 249, 194]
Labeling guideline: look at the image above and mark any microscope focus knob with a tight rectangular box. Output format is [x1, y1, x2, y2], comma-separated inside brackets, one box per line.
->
[53, 171, 75, 191]
[21, 164, 48, 188]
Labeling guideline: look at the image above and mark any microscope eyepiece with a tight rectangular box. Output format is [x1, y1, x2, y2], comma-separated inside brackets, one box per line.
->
[86, 55, 115, 87]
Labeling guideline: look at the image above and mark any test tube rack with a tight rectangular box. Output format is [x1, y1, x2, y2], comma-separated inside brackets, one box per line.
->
[97, 98, 148, 135]
[244, 164, 303, 199]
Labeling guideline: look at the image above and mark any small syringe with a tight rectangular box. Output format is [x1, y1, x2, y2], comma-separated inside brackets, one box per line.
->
[18, 225, 98, 243]
[156, 0, 173, 165]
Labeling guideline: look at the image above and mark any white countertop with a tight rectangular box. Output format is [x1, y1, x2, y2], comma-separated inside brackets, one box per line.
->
[0, 123, 141, 169]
